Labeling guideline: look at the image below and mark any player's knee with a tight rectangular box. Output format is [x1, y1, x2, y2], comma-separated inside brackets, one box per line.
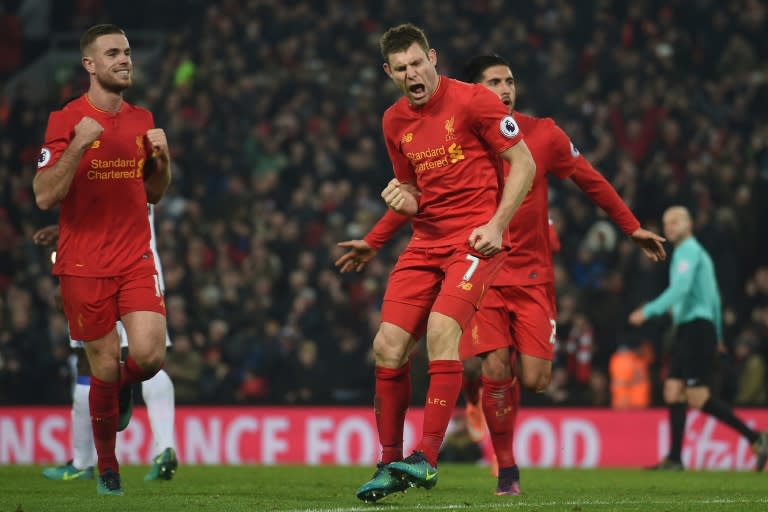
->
[480, 356, 510, 381]
[131, 344, 166, 374]
[373, 330, 409, 367]
[521, 368, 550, 392]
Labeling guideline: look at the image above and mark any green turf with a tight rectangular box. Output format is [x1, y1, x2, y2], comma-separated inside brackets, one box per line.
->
[0, 464, 765, 512]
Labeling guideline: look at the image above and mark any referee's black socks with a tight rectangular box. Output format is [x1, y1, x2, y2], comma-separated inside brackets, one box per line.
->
[701, 397, 759, 443]
[668, 402, 687, 462]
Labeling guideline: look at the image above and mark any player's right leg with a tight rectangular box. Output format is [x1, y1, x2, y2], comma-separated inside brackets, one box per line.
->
[357, 247, 436, 502]
[356, 322, 419, 502]
[60, 275, 124, 495]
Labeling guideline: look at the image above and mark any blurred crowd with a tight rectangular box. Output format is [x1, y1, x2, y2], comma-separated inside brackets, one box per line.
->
[1, 0, 767, 407]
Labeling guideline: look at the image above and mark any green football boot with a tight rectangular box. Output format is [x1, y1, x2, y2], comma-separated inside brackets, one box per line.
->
[356, 463, 410, 502]
[96, 468, 123, 496]
[42, 461, 94, 481]
[144, 447, 178, 481]
[386, 451, 438, 490]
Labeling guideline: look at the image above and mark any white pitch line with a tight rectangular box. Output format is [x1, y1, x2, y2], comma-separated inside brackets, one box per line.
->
[282, 497, 768, 512]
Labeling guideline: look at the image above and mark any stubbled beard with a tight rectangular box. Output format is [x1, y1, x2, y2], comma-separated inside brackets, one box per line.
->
[97, 73, 130, 94]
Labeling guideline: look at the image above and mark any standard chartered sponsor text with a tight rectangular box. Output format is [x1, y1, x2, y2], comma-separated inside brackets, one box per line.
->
[88, 158, 144, 180]
[408, 146, 448, 173]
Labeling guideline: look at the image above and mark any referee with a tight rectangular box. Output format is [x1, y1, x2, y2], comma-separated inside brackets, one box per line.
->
[629, 206, 767, 471]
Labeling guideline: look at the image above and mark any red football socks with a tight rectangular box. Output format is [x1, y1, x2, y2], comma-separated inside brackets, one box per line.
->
[89, 376, 119, 473]
[120, 356, 158, 387]
[482, 375, 518, 468]
[374, 362, 411, 464]
[418, 360, 463, 466]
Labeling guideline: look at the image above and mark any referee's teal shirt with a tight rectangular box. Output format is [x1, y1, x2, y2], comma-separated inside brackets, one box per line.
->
[642, 236, 723, 340]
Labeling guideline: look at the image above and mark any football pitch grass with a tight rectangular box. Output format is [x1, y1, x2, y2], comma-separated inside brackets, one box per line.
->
[1, 464, 766, 512]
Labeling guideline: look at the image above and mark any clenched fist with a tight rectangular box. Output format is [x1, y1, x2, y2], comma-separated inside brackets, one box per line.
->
[468, 222, 504, 256]
[73, 116, 104, 148]
[146, 128, 169, 163]
[381, 178, 418, 216]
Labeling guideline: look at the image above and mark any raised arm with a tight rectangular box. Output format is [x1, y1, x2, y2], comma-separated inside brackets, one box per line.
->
[34, 116, 103, 210]
[550, 122, 666, 262]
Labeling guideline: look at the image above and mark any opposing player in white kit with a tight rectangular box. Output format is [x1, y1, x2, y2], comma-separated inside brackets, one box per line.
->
[34, 205, 178, 481]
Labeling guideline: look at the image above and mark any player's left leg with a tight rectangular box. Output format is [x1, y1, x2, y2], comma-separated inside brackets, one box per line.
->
[514, 283, 557, 393]
[387, 247, 506, 490]
[119, 310, 166, 385]
[478, 347, 519, 496]
[495, 283, 557, 494]
[386, 311, 464, 490]
[117, 270, 168, 430]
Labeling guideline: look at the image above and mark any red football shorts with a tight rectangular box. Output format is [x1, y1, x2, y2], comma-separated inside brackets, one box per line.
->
[381, 245, 506, 339]
[59, 267, 166, 342]
[459, 282, 557, 361]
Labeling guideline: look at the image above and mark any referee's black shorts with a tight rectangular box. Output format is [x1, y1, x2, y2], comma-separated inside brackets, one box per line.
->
[668, 318, 717, 387]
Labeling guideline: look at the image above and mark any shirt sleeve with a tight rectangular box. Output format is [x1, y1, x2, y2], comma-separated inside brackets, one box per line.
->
[382, 115, 415, 184]
[642, 247, 698, 318]
[550, 123, 641, 235]
[469, 85, 523, 154]
[363, 209, 410, 250]
[37, 111, 75, 172]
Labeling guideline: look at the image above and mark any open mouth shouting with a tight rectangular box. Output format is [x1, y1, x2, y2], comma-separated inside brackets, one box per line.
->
[408, 82, 427, 102]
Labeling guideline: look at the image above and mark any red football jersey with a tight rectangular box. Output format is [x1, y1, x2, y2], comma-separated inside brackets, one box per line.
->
[37, 95, 156, 277]
[381, 77, 524, 247]
[366, 112, 640, 285]
[495, 113, 640, 286]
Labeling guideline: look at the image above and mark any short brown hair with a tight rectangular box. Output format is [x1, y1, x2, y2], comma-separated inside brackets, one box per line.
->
[80, 24, 126, 54]
[379, 23, 429, 63]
